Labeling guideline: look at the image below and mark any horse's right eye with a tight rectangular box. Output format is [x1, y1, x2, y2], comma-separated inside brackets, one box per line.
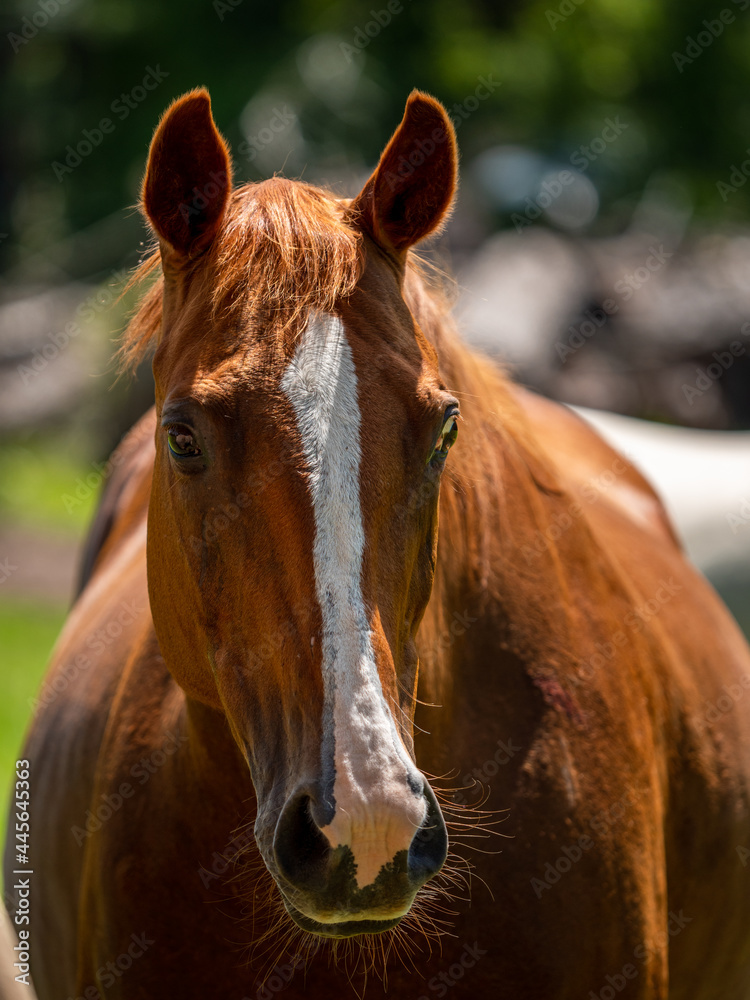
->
[167, 425, 201, 459]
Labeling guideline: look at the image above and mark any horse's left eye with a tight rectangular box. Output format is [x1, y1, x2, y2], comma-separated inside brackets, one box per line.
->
[167, 425, 201, 458]
[431, 414, 459, 463]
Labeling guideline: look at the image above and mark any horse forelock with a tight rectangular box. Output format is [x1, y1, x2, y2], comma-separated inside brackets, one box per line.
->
[119, 177, 365, 371]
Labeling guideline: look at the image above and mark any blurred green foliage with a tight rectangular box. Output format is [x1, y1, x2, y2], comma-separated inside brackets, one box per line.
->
[0, 442, 99, 535]
[2, 0, 750, 280]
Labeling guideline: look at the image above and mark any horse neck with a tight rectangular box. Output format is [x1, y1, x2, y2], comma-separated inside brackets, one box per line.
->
[404, 269, 592, 712]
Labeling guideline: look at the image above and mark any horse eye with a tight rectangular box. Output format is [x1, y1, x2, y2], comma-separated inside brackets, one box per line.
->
[167, 425, 201, 458]
[431, 414, 459, 463]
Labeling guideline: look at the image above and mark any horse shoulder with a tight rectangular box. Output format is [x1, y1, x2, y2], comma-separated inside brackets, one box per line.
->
[513, 387, 681, 550]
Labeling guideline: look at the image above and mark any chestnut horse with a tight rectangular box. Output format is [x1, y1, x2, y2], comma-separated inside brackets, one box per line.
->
[5, 89, 750, 1000]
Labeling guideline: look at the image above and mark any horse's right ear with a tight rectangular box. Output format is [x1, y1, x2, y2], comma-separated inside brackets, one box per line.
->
[142, 89, 232, 261]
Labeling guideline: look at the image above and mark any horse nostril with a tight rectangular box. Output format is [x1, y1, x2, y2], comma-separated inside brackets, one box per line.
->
[408, 786, 448, 884]
[274, 792, 331, 892]
[274, 782, 448, 905]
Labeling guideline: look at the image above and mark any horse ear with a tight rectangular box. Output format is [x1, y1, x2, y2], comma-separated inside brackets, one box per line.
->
[350, 90, 457, 257]
[142, 88, 232, 260]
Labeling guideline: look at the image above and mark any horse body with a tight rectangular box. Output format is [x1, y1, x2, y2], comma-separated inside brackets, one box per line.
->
[6, 90, 750, 999]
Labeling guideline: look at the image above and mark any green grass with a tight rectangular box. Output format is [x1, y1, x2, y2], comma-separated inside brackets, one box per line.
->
[0, 436, 99, 846]
[0, 600, 67, 832]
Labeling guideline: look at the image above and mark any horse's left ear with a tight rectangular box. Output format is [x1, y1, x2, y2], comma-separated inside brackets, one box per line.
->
[142, 88, 232, 261]
[350, 90, 457, 258]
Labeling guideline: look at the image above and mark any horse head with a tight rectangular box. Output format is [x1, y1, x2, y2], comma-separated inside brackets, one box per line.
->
[141, 88, 458, 937]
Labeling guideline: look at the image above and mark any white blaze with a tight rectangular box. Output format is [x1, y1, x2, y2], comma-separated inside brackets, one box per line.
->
[281, 311, 426, 891]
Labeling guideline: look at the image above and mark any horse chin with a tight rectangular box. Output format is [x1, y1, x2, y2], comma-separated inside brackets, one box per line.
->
[281, 899, 405, 939]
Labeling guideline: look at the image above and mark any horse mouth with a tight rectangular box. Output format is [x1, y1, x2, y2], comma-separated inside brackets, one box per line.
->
[281, 898, 404, 938]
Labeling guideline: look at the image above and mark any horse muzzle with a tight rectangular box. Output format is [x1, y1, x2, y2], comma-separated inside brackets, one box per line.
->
[267, 778, 448, 938]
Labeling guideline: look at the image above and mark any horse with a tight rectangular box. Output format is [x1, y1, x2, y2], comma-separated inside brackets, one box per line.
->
[5, 88, 750, 1000]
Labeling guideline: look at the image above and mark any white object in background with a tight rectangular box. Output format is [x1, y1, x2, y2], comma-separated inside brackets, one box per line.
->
[571, 406, 750, 579]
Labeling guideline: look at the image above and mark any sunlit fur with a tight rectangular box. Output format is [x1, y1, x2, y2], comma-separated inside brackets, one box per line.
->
[120, 179, 363, 371]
